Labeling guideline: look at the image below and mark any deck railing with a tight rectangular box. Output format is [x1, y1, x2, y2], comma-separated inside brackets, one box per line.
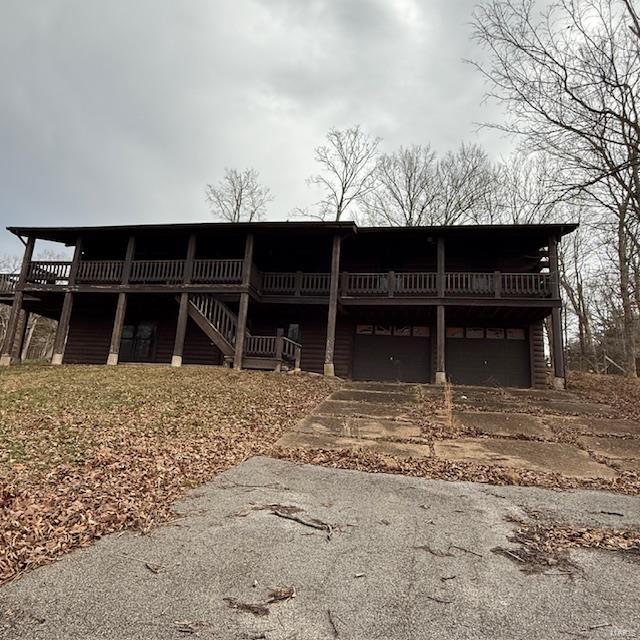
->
[130, 260, 185, 284]
[0, 273, 19, 293]
[77, 260, 123, 283]
[27, 261, 72, 285]
[245, 335, 277, 357]
[18, 259, 553, 299]
[445, 272, 495, 296]
[192, 259, 243, 283]
[343, 272, 389, 296]
[501, 272, 550, 297]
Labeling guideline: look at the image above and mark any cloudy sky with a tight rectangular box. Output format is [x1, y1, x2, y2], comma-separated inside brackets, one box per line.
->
[0, 0, 513, 255]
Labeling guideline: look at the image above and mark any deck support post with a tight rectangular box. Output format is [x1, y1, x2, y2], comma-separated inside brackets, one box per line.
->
[1, 236, 35, 367]
[107, 235, 135, 365]
[548, 234, 565, 389]
[435, 304, 446, 384]
[51, 237, 83, 366]
[324, 233, 342, 377]
[551, 307, 565, 389]
[172, 233, 197, 367]
[234, 234, 254, 370]
[12, 310, 29, 363]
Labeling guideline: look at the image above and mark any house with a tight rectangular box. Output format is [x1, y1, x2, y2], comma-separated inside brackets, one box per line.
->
[0, 221, 577, 388]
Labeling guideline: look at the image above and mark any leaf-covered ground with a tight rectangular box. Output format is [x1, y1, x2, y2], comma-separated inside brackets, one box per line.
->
[0, 365, 338, 584]
[568, 371, 640, 422]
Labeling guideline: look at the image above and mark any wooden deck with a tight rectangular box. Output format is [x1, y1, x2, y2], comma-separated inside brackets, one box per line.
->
[0, 259, 554, 301]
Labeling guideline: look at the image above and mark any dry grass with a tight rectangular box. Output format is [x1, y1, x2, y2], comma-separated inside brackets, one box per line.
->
[0, 365, 338, 584]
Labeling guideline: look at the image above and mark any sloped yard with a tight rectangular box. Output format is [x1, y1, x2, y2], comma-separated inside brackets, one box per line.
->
[0, 365, 338, 584]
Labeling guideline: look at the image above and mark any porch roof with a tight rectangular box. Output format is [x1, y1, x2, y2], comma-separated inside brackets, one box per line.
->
[7, 220, 578, 246]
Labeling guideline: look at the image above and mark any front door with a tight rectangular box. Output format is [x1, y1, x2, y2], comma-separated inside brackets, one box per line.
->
[352, 326, 431, 382]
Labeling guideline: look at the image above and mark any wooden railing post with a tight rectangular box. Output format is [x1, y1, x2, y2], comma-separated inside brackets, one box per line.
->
[437, 236, 445, 298]
[107, 236, 135, 365]
[172, 233, 197, 367]
[294, 344, 302, 372]
[388, 271, 395, 297]
[274, 334, 284, 372]
[1, 236, 35, 366]
[51, 237, 83, 365]
[494, 271, 502, 298]
[324, 234, 342, 376]
[234, 233, 254, 369]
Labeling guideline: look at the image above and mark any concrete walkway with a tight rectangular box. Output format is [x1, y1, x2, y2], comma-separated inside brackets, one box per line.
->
[277, 382, 640, 479]
[1, 458, 638, 639]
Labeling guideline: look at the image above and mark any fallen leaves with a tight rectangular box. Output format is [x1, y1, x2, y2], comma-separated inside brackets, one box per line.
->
[0, 365, 337, 585]
[274, 444, 640, 496]
[568, 372, 640, 422]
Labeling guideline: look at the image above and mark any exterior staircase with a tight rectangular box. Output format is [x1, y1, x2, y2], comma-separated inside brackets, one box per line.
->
[183, 293, 301, 371]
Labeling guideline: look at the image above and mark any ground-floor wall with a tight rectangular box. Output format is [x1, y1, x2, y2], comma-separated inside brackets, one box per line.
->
[57, 293, 550, 388]
[63, 294, 222, 366]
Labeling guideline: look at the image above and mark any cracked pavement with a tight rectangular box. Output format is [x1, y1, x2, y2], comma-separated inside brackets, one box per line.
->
[1, 457, 639, 639]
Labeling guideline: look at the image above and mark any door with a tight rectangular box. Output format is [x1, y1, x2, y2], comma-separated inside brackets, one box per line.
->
[446, 327, 531, 388]
[352, 331, 431, 383]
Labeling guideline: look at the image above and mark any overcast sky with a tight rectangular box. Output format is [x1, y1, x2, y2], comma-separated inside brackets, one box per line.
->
[0, 0, 513, 255]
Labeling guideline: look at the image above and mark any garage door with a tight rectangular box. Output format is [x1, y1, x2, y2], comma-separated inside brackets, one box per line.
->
[352, 326, 431, 383]
[446, 327, 530, 388]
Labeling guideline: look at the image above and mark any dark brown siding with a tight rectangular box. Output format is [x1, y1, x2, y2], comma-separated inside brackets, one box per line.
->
[250, 305, 353, 378]
[64, 295, 115, 364]
[183, 318, 223, 365]
[64, 293, 222, 365]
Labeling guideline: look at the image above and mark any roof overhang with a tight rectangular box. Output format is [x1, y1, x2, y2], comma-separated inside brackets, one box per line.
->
[6, 220, 578, 246]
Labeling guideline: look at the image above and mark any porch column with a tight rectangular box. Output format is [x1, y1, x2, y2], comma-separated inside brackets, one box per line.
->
[172, 233, 197, 367]
[435, 304, 446, 384]
[107, 235, 135, 365]
[548, 234, 565, 389]
[51, 237, 83, 365]
[234, 233, 254, 369]
[12, 310, 29, 362]
[0, 236, 35, 366]
[323, 234, 342, 376]
[551, 307, 565, 389]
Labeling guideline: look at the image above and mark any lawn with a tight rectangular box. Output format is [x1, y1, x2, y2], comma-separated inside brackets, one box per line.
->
[0, 365, 338, 584]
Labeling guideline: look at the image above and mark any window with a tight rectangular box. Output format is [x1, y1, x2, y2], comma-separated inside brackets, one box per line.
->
[120, 322, 157, 361]
[287, 323, 301, 343]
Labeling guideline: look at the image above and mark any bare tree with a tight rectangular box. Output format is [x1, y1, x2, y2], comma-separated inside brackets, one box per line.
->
[206, 168, 273, 222]
[433, 143, 495, 224]
[307, 125, 380, 221]
[362, 145, 439, 226]
[472, 0, 640, 376]
[491, 153, 562, 224]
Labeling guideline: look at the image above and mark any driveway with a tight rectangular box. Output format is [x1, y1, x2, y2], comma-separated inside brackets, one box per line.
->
[277, 382, 640, 479]
[1, 457, 638, 639]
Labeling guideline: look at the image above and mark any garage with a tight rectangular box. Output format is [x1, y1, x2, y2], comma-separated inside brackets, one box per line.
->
[352, 324, 431, 383]
[446, 326, 531, 388]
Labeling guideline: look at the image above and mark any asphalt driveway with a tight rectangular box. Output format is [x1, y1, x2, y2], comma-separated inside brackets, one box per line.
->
[1, 457, 638, 639]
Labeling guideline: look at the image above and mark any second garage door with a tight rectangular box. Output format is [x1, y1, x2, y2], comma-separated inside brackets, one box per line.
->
[446, 327, 531, 388]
